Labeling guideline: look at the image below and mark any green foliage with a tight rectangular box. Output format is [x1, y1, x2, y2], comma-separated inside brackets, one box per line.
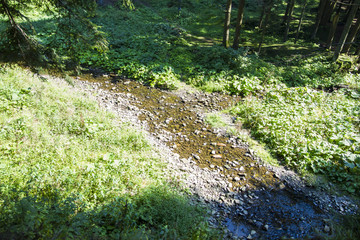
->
[231, 86, 360, 193]
[329, 212, 360, 240]
[1, 0, 359, 200]
[133, 186, 209, 239]
[42, 2, 360, 196]
[0, 0, 106, 67]
[205, 113, 227, 129]
[226, 75, 263, 96]
[116, 0, 135, 10]
[0, 65, 218, 239]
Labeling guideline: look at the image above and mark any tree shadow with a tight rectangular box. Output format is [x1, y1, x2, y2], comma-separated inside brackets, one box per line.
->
[0, 185, 212, 239]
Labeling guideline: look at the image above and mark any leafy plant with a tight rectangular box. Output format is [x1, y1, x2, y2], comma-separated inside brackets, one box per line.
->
[231, 86, 360, 193]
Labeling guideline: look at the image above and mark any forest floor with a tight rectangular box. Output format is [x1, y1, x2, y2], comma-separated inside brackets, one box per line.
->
[63, 71, 359, 240]
[0, 0, 359, 238]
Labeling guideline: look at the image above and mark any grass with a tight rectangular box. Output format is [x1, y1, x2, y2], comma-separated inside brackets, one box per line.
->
[205, 113, 227, 129]
[2, 0, 359, 193]
[205, 111, 279, 167]
[0, 0, 359, 196]
[0, 65, 219, 239]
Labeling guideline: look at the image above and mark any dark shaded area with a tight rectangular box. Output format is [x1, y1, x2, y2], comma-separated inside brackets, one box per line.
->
[0, 185, 211, 239]
[227, 189, 328, 239]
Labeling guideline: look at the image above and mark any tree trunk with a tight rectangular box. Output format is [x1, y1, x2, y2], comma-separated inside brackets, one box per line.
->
[321, 0, 334, 25]
[344, 0, 355, 22]
[355, 35, 360, 55]
[312, 0, 327, 39]
[258, 1, 274, 53]
[259, 1, 266, 29]
[259, 0, 274, 29]
[343, 15, 360, 53]
[326, 5, 341, 49]
[284, 0, 295, 42]
[223, 0, 233, 48]
[232, 0, 245, 49]
[283, 0, 291, 25]
[333, 0, 360, 61]
[295, 0, 307, 43]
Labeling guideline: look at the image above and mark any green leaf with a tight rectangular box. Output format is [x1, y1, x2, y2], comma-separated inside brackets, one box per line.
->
[344, 161, 355, 169]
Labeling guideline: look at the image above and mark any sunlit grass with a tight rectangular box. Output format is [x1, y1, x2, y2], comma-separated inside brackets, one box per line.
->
[0, 65, 216, 239]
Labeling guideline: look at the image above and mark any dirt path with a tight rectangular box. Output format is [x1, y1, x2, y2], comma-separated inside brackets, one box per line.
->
[67, 73, 358, 240]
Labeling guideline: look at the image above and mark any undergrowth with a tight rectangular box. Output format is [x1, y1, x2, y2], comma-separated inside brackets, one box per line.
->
[0, 0, 359, 194]
[0, 65, 218, 239]
[231, 86, 360, 193]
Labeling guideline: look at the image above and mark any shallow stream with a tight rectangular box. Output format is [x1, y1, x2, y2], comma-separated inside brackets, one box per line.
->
[80, 73, 337, 239]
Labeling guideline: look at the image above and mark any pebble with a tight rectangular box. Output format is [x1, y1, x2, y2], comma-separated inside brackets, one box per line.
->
[279, 183, 286, 190]
[212, 154, 222, 159]
[71, 74, 359, 240]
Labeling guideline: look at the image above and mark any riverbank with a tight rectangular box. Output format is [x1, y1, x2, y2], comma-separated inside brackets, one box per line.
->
[70, 71, 359, 239]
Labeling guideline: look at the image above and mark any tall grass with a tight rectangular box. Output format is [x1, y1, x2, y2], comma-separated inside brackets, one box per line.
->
[0, 65, 217, 239]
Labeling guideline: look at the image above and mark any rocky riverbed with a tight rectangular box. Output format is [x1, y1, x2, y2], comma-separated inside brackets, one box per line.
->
[49, 72, 359, 239]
